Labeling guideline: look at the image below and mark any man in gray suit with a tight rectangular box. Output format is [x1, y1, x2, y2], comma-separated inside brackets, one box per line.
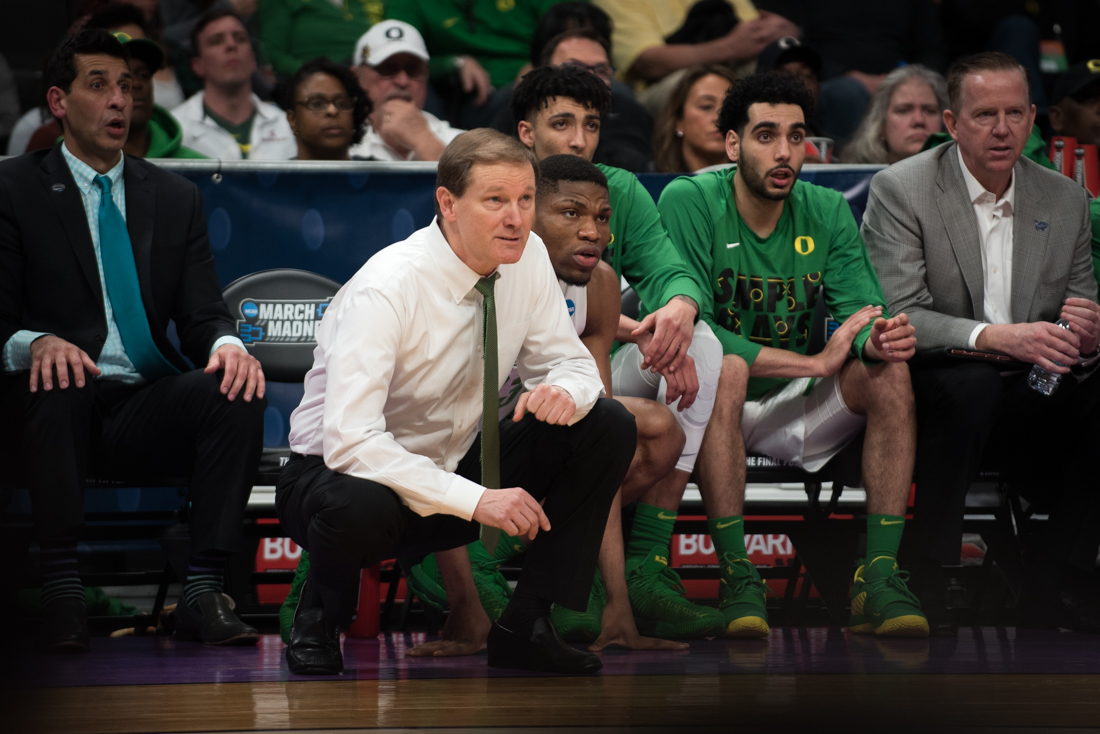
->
[863, 52, 1100, 636]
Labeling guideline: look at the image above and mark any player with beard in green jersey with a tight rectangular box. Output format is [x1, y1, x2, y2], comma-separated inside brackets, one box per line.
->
[659, 72, 928, 638]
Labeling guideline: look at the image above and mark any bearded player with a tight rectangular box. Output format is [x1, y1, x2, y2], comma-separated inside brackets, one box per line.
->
[658, 72, 928, 638]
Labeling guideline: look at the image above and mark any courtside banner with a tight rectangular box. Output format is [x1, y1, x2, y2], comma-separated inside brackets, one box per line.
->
[152, 161, 884, 288]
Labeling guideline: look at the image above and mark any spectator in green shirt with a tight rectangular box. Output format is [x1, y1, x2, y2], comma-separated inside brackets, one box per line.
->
[258, 0, 383, 79]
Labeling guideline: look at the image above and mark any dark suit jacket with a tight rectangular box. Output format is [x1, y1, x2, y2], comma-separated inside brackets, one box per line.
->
[0, 145, 235, 372]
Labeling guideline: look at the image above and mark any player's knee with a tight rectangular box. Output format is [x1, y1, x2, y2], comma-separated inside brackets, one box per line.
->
[868, 360, 913, 411]
[715, 354, 749, 414]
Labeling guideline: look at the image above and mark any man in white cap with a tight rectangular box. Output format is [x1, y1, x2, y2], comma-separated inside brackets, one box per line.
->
[350, 20, 464, 162]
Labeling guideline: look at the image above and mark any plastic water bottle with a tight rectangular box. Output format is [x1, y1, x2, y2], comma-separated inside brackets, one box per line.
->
[1027, 319, 1072, 396]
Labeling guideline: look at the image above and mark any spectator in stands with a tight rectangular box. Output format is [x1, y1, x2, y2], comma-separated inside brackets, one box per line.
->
[862, 52, 1100, 636]
[349, 20, 462, 162]
[1049, 60, 1100, 147]
[792, 1, 948, 149]
[73, 0, 187, 110]
[256, 0, 377, 80]
[115, 31, 206, 158]
[278, 129, 636, 676]
[842, 65, 947, 165]
[385, 0, 553, 127]
[593, 0, 798, 117]
[161, 0, 259, 53]
[527, 1, 613, 82]
[653, 65, 736, 173]
[0, 29, 267, 652]
[173, 8, 294, 159]
[285, 58, 370, 161]
[755, 36, 822, 107]
[659, 71, 926, 639]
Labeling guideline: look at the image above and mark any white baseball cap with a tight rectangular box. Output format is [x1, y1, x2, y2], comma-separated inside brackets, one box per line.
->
[353, 20, 429, 68]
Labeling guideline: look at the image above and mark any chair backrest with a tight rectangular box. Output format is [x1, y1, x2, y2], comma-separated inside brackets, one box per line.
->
[222, 269, 342, 383]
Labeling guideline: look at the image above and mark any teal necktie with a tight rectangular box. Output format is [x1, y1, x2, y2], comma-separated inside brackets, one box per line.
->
[94, 175, 179, 380]
[474, 276, 501, 554]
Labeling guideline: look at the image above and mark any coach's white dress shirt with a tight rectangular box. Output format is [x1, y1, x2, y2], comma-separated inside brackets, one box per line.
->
[959, 147, 1016, 348]
[288, 220, 603, 521]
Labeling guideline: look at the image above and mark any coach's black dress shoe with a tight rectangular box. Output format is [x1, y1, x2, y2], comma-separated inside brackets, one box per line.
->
[174, 592, 260, 645]
[487, 617, 602, 674]
[41, 599, 90, 653]
[1019, 587, 1100, 634]
[286, 579, 343, 675]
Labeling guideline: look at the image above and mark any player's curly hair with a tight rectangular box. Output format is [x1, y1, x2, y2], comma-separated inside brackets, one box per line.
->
[717, 70, 815, 137]
[287, 57, 372, 146]
[511, 64, 611, 134]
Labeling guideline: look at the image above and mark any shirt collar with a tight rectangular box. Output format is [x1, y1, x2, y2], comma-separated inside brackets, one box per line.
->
[61, 141, 124, 195]
[424, 218, 498, 304]
[957, 145, 1014, 211]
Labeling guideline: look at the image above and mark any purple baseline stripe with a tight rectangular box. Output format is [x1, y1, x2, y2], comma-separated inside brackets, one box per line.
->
[6, 627, 1100, 689]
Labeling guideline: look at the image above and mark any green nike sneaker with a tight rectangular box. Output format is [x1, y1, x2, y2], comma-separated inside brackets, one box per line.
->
[279, 550, 310, 644]
[717, 552, 770, 638]
[467, 541, 513, 621]
[405, 553, 448, 612]
[626, 546, 726, 639]
[404, 542, 516, 620]
[849, 556, 929, 638]
[551, 570, 606, 642]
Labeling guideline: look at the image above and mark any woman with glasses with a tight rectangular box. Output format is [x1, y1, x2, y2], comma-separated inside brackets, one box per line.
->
[285, 57, 372, 161]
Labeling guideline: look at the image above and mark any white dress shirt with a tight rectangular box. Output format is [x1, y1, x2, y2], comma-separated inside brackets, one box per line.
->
[349, 111, 464, 161]
[958, 147, 1016, 348]
[288, 220, 604, 521]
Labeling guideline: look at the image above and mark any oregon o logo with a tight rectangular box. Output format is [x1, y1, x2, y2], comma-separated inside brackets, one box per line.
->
[1088, 59, 1100, 73]
[497, 0, 515, 10]
[385, 26, 404, 39]
[794, 236, 814, 255]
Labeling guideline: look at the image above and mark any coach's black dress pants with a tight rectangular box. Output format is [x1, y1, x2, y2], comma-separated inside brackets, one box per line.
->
[0, 370, 266, 552]
[275, 398, 637, 628]
[909, 361, 1100, 571]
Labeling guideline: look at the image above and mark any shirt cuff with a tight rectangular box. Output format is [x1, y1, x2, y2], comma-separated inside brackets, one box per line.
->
[2, 330, 53, 372]
[1078, 349, 1100, 369]
[209, 336, 247, 357]
[967, 323, 989, 350]
[441, 473, 486, 521]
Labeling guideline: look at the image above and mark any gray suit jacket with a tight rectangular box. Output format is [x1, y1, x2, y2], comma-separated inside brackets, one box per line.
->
[861, 142, 1096, 352]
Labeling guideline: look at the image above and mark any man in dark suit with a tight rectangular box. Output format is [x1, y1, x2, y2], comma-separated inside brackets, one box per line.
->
[863, 52, 1100, 636]
[0, 29, 267, 652]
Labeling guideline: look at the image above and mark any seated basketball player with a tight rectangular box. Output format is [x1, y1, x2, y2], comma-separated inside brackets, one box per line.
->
[659, 72, 927, 638]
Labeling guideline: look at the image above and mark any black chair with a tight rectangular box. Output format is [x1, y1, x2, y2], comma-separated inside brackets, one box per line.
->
[218, 269, 343, 606]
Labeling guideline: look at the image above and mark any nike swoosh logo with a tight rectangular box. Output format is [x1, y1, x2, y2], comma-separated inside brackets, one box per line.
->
[879, 518, 904, 526]
[716, 519, 742, 529]
[726, 242, 740, 249]
[657, 513, 677, 520]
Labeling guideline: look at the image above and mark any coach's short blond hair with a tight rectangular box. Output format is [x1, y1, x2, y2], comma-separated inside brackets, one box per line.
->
[435, 128, 540, 217]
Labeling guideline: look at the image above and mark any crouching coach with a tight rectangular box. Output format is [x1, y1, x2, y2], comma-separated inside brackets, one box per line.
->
[277, 129, 636, 676]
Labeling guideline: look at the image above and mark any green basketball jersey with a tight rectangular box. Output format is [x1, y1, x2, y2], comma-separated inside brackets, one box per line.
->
[658, 167, 889, 401]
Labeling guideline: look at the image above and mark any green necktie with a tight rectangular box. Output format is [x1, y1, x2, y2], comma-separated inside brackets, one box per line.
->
[94, 175, 179, 380]
[474, 276, 501, 554]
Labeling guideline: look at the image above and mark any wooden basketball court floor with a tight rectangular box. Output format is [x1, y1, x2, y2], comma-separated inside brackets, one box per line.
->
[5, 627, 1100, 733]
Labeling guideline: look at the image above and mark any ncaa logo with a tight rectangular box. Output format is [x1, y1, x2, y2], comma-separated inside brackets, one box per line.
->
[566, 299, 576, 317]
[794, 236, 814, 255]
[241, 301, 259, 319]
